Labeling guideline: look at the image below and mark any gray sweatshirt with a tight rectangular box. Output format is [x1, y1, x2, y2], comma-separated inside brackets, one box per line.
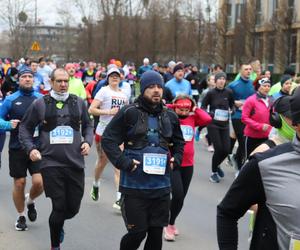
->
[19, 96, 93, 169]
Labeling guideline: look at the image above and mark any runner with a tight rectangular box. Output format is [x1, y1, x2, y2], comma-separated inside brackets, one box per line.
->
[164, 95, 211, 241]
[19, 68, 93, 250]
[65, 63, 86, 100]
[202, 72, 235, 183]
[89, 67, 128, 210]
[227, 62, 255, 171]
[165, 64, 192, 98]
[241, 77, 272, 158]
[101, 70, 184, 250]
[0, 68, 43, 231]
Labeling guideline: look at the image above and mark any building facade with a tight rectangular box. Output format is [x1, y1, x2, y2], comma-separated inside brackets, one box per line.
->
[218, 0, 300, 73]
[22, 23, 82, 62]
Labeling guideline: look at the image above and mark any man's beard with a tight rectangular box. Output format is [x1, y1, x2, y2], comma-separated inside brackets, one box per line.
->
[144, 94, 162, 105]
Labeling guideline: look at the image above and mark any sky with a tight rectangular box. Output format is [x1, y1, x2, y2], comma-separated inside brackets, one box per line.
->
[0, 0, 217, 31]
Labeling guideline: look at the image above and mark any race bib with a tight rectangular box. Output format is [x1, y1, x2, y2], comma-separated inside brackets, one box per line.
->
[50, 126, 74, 144]
[192, 89, 199, 96]
[289, 234, 300, 250]
[214, 109, 229, 121]
[143, 153, 167, 175]
[180, 125, 194, 142]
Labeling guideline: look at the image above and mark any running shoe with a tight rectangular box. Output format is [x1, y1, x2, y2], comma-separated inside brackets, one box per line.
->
[51, 247, 60, 250]
[113, 199, 121, 210]
[217, 167, 225, 178]
[163, 226, 175, 241]
[90, 186, 99, 201]
[209, 173, 220, 183]
[207, 145, 214, 152]
[169, 224, 179, 236]
[15, 216, 28, 231]
[59, 227, 65, 243]
[26, 193, 37, 222]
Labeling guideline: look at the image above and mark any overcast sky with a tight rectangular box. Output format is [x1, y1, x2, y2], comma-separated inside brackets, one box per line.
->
[0, 0, 217, 30]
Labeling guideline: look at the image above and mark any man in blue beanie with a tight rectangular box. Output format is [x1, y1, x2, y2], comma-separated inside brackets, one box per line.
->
[101, 70, 184, 250]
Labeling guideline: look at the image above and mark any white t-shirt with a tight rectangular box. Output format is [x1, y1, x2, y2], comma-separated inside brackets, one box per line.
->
[37, 65, 53, 91]
[120, 81, 131, 101]
[95, 86, 128, 135]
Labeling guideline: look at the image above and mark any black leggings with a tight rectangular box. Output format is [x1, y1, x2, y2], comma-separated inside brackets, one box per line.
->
[231, 119, 245, 170]
[120, 227, 163, 250]
[245, 136, 268, 159]
[41, 167, 84, 248]
[207, 126, 230, 173]
[169, 167, 193, 225]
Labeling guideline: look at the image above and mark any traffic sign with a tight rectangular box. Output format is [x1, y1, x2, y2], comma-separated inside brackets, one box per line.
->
[31, 41, 41, 51]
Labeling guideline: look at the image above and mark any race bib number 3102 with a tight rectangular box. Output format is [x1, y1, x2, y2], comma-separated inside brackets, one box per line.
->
[143, 153, 167, 175]
[50, 126, 74, 144]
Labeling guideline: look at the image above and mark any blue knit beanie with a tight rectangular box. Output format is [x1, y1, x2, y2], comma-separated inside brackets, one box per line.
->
[18, 67, 33, 77]
[140, 70, 163, 94]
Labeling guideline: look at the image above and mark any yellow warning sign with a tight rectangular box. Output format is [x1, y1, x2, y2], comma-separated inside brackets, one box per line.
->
[31, 41, 41, 51]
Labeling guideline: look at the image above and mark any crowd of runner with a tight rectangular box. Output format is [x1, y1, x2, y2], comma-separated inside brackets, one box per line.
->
[0, 55, 300, 250]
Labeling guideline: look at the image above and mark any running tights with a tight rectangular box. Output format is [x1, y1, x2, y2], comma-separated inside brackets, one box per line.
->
[169, 166, 193, 225]
[120, 227, 163, 250]
[49, 197, 80, 247]
[207, 126, 230, 173]
[231, 119, 245, 170]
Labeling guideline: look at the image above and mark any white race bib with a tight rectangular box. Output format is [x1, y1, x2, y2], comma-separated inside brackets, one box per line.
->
[192, 89, 199, 96]
[143, 153, 167, 175]
[180, 125, 194, 142]
[214, 109, 229, 121]
[50, 126, 74, 144]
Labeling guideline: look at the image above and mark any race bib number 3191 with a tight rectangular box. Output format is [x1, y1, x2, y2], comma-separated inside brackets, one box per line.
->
[143, 153, 167, 175]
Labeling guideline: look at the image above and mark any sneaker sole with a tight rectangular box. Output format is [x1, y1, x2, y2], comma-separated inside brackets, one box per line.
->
[209, 178, 220, 183]
[15, 225, 28, 231]
[164, 234, 175, 241]
[112, 204, 121, 210]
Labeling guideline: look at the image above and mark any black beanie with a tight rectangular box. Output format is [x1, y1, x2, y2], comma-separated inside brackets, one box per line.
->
[172, 64, 184, 74]
[215, 71, 227, 81]
[290, 87, 300, 125]
[280, 74, 292, 86]
[140, 70, 163, 94]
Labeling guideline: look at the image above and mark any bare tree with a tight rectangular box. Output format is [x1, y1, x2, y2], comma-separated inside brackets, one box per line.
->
[271, 0, 295, 73]
[215, 1, 228, 67]
[0, 0, 33, 58]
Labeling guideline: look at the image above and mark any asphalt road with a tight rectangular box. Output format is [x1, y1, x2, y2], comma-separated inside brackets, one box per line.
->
[0, 133, 250, 250]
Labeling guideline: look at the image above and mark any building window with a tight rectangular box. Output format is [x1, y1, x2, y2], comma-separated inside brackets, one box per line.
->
[268, 0, 278, 19]
[255, 0, 262, 26]
[288, 0, 294, 7]
[227, 3, 233, 29]
[235, 3, 245, 24]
